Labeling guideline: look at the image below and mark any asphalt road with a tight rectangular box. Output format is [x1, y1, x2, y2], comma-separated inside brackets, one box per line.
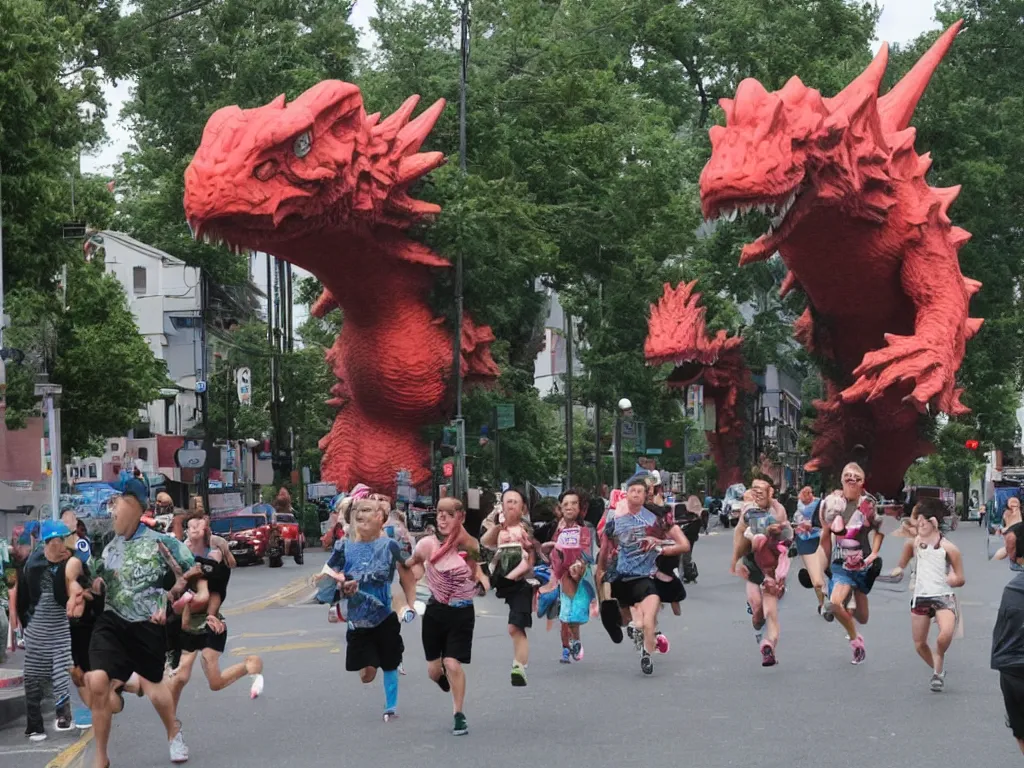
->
[2, 519, 1020, 768]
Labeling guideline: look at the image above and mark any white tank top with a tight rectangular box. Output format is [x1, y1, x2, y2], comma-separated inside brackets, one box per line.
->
[913, 541, 952, 599]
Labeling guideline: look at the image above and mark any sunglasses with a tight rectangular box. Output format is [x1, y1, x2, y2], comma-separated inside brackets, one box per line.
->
[842, 475, 864, 482]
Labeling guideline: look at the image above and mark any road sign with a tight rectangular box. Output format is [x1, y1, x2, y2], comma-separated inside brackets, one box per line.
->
[621, 419, 636, 439]
[195, 380, 207, 394]
[645, 448, 663, 455]
[496, 403, 515, 430]
[236, 367, 252, 406]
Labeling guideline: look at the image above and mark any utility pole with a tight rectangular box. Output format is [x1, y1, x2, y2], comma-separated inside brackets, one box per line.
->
[199, 272, 210, 514]
[564, 310, 573, 491]
[0, 161, 6, 419]
[452, 0, 470, 500]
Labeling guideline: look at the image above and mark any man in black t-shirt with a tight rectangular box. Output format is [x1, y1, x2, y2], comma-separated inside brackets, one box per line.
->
[992, 523, 1024, 757]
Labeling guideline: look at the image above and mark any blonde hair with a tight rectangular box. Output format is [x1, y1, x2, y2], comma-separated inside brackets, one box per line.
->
[842, 462, 865, 479]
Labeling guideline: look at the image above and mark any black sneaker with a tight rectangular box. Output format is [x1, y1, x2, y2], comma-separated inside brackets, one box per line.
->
[453, 711, 468, 736]
[640, 651, 653, 675]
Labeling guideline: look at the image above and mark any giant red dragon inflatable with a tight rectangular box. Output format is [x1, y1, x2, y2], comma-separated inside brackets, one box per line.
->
[644, 280, 755, 490]
[699, 21, 981, 495]
[184, 82, 499, 492]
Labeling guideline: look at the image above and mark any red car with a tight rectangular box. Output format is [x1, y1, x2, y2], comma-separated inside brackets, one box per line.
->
[211, 510, 270, 566]
[271, 511, 305, 564]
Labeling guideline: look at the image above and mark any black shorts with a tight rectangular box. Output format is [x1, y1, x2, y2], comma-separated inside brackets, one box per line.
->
[70, 622, 94, 673]
[494, 577, 533, 630]
[180, 625, 228, 655]
[654, 575, 687, 604]
[1000, 670, 1024, 739]
[611, 577, 658, 607]
[346, 612, 404, 672]
[422, 602, 475, 665]
[89, 611, 167, 684]
[741, 555, 765, 586]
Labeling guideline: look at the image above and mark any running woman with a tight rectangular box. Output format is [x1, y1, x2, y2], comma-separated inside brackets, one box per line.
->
[480, 488, 535, 686]
[890, 497, 965, 692]
[992, 523, 1024, 757]
[598, 476, 689, 675]
[819, 462, 883, 664]
[792, 486, 827, 616]
[404, 497, 485, 735]
[733, 477, 792, 666]
[322, 498, 417, 721]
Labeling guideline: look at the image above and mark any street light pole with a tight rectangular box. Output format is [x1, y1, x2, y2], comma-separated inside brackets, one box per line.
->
[35, 378, 63, 520]
[452, 0, 470, 500]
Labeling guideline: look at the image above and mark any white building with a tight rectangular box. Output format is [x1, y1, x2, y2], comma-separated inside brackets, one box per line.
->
[90, 231, 202, 435]
[533, 283, 583, 398]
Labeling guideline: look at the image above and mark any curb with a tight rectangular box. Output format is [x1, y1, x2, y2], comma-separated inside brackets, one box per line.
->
[46, 729, 94, 768]
[0, 686, 26, 730]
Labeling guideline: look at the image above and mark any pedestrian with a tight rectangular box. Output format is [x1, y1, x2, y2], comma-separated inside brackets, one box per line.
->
[85, 477, 198, 767]
[21, 520, 76, 740]
[321, 498, 417, 722]
[793, 486, 828, 616]
[733, 476, 792, 666]
[890, 497, 965, 692]
[480, 488, 536, 686]
[404, 497, 484, 735]
[991, 522, 1024, 757]
[819, 462, 883, 664]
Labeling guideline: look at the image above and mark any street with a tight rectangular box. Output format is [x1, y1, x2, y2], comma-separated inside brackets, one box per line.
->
[0, 521, 1018, 768]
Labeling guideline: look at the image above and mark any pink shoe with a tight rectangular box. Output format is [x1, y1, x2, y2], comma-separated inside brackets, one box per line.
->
[850, 635, 866, 665]
[760, 641, 777, 667]
[655, 633, 670, 654]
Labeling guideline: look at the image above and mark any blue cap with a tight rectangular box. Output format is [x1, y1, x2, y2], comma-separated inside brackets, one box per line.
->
[119, 477, 150, 510]
[24, 520, 41, 537]
[41, 519, 72, 543]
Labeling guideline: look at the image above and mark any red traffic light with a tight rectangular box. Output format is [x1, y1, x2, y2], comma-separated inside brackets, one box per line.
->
[965, 439, 980, 451]
[442, 461, 454, 478]
[664, 439, 673, 449]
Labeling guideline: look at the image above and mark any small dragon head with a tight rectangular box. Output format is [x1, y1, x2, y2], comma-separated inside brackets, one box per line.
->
[699, 21, 963, 266]
[184, 81, 447, 259]
[644, 280, 742, 389]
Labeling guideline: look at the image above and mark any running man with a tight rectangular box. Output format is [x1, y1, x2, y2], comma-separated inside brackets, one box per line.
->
[992, 523, 1024, 757]
[890, 497, 965, 692]
[404, 497, 485, 735]
[819, 462, 882, 664]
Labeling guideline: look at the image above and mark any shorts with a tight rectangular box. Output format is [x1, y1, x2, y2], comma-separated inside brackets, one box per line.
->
[741, 555, 765, 586]
[559, 584, 592, 625]
[180, 625, 228, 655]
[89, 611, 167, 684]
[422, 602, 475, 665]
[610, 577, 658, 607]
[346, 612, 404, 672]
[832, 559, 882, 595]
[654, 574, 687, 604]
[1000, 669, 1024, 739]
[70, 622, 94, 673]
[794, 533, 821, 557]
[910, 595, 956, 617]
[494, 577, 533, 630]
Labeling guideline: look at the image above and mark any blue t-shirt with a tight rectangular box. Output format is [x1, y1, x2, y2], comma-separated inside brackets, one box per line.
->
[793, 499, 822, 540]
[606, 508, 659, 580]
[327, 538, 409, 629]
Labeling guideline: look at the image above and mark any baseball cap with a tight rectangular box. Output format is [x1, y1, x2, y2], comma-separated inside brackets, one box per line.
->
[41, 519, 72, 543]
[24, 520, 41, 537]
[119, 477, 150, 510]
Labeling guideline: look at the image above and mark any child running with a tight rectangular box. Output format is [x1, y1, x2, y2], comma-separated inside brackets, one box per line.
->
[890, 497, 965, 692]
[321, 498, 417, 722]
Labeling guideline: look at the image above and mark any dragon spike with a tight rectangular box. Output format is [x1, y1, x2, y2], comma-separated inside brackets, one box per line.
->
[916, 151, 933, 176]
[930, 184, 961, 224]
[270, 94, 286, 109]
[963, 276, 982, 296]
[718, 97, 735, 123]
[396, 151, 445, 186]
[394, 99, 446, 157]
[964, 317, 984, 339]
[373, 95, 421, 139]
[366, 112, 382, 127]
[779, 271, 799, 298]
[879, 20, 964, 133]
[733, 79, 770, 123]
[311, 289, 339, 318]
[951, 226, 972, 250]
[828, 43, 888, 117]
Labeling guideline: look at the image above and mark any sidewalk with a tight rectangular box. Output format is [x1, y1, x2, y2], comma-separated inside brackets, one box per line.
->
[0, 656, 25, 729]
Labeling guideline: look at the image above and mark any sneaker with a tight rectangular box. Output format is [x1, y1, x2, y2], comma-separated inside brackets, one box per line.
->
[400, 607, 416, 624]
[511, 662, 527, 687]
[640, 651, 653, 675]
[55, 714, 73, 732]
[73, 706, 92, 730]
[327, 604, 340, 623]
[453, 711, 468, 736]
[249, 674, 264, 699]
[569, 639, 583, 661]
[170, 728, 189, 763]
[655, 633, 670, 654]
[626, 622, 637, 640]
[398, 663, 407, 676]
[822, 600, 835, 622]
[383, 710, 398, 722]
[26, 726, 46, 742]
[760, 642, 777, 667]
[930, 672, 945, 692]
[560, 647, 572, 664]
[631, 626, 645, 654]
[850, 635, 866, 665]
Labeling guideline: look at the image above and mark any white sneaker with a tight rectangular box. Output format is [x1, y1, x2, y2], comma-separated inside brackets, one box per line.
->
[170, 729, 189, 763]
[249, 674, 264, 699]
[28, 732, 47, 742]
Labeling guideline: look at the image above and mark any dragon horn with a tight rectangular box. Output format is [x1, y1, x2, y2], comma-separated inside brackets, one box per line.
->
[878, 20, 964, 133]
[826, 43, 888, 117]
[373, 95, 421, 139]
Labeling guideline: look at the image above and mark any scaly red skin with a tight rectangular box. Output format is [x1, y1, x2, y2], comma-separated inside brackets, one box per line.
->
[183, 82, 498, 493]
[699, 22, 981, 495]
[644, 281, 755, 491]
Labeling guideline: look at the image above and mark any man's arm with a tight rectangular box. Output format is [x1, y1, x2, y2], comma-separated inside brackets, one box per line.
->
[480, 519, 501, 549]
[661, 524, 691, 557]
[944, 541, 966, 588]
[731, 514, 750, 572]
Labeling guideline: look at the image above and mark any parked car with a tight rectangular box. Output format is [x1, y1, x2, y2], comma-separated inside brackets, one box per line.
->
[720, 484, 746, 528]
[271, 511, 305, 563]
[210, 511, 270, 565]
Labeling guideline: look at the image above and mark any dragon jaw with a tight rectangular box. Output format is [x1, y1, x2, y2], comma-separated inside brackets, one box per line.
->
[183, 81, 448, 268]
[699, 21, 965, 267]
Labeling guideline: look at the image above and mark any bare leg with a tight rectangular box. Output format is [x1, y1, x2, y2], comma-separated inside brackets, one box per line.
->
[637, 594, 660, 653]
[170, 652, 198, 709]
[444, 658, 466, 713]
[359, 666, 377, 684]
[911, 613, 934, 669]
[202, 650, 262, 691]
[1016, 737, 1024, 756]
[509, 625, 529, 665]
[762, 591, 780, 647]
[852, 591, 870, 625]
[86, 671, 118, 768]
[800, 552, 826, 606]
[933, 609, 956, 674]
[745, 581, 764, 629]
[829, 583, 858, 640]
[138, 676, 180, 740]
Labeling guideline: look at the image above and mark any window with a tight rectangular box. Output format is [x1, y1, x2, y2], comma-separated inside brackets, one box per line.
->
[109, 442, 120, 453]
[88, 465, 97, 479]
[137, 447, 149, 461]
[170, 316, 198, 330]
[133, 266, 147, 295]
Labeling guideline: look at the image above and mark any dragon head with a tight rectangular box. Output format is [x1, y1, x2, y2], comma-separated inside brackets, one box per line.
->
[184, 81, 447, 263]
[699, 21, 963, 266]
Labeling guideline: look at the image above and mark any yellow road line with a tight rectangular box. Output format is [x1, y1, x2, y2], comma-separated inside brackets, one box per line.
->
[223, 575, 313, 616]
[45, 729, 93, 768]
[234, 629, 308, 639]
[230, 640, 333, 655]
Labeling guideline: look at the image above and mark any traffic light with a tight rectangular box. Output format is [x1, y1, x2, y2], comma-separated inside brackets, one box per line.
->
[965, 439, 980, 451]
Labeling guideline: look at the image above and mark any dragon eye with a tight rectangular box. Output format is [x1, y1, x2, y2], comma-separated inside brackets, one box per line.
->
[293, 131, 312, 158]
[254, 160, 277, 181]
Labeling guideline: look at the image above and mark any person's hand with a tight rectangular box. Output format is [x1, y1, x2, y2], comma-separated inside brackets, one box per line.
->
[207, 615, 227, 634]
[66, 592, 86, 619]
[734, 562, 750, 580]
[766, 523, 782, 537]
[569, 560, 586, 580]
[864, 553, 878, 566]
[148, 605, 168, 625]
[638, 537, 661, 552]
[341, 579, 359, 596]
[889, 566, 903, 580]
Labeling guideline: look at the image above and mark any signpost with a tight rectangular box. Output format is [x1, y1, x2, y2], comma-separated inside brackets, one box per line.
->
[236, 367, 252, 406]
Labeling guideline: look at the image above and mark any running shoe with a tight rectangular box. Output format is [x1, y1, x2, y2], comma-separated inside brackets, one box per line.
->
[632, 627, 645, 654]
[398, 663, 407, 676]
[930, 672, 945, 692]
[640, 651, 654, 676]
[570, 639, 583, 661]
[55, 713, 73, 732]
[760, 642, 777, 667]
[169, 729, 189, 763]
[511, 662, 527, 687]
[327, 604, 340, 623]
[249, 674, 264, 699]
[400, 607, 416, 624]
[26, 729, 46, 742]
[626, 621, 637, 641]
[73, 706, 92, 730]
[822, 600, 835, 622]
[383, 710, 398, 722]
[560, 648, 572, 664]
[850, 634, 866, 665]
[655, 633, 670, 655]
[453, 712, 468, 736]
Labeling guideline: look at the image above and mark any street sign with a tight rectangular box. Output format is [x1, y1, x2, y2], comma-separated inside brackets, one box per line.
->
[195, 380, 207, 394]
[621, 419, 636, 439]
[636, 422, 646, 453]
[496, 403, 515, 430]
[645, 448, 663, 455]
[236, 367, 252, 406]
